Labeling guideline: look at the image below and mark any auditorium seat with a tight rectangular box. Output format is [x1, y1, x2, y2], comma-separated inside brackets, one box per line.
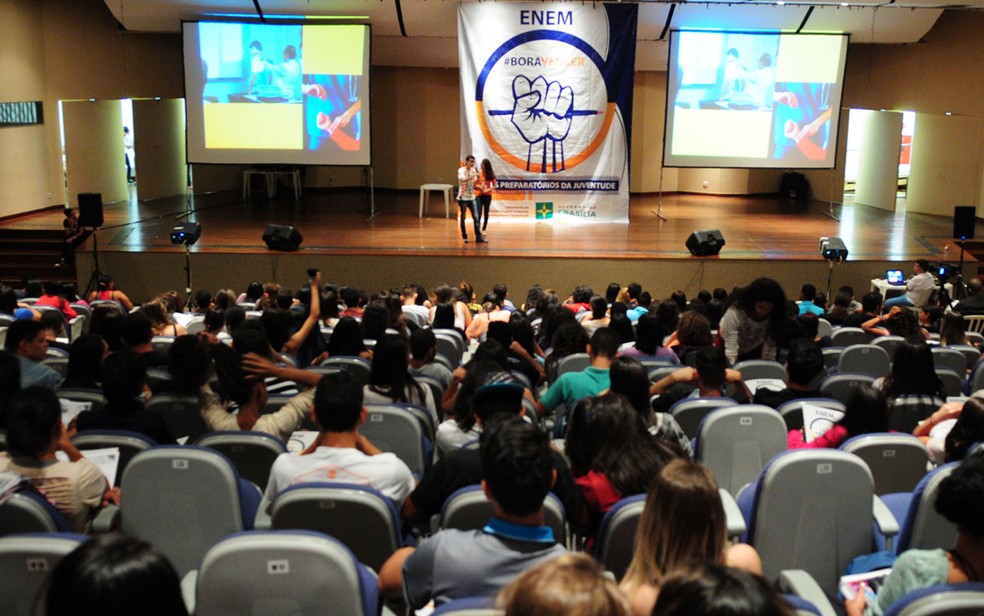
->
[72, 429, 157, 487]
[359, 404, 432, 476]
[0, 533, 87, 616]
[694, 405, 787, 497]
[439, 484, 566, 547]
[839, 433, 931, 496]
[195, 431, 287, 489]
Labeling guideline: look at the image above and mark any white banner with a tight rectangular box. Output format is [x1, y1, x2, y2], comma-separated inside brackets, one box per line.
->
[458, 3, 637, 223]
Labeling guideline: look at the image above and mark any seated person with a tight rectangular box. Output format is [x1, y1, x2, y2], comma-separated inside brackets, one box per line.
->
[263, 370, 415, 505]
[846, 452, 984, 616]
[35, 280, 77, 321]
[120, 312, 169, 368]
[39, 534, 187, 616]
[5, 319, 62, 389]
[797, 284, 825, 316]
[497, 552, 630, 616]
[651, 563, 792, 616]
[0, 387, 117, 532]
[408, 328, 453, 390]
[403, 371, 584, 533]
[651, 347, 745, 414]
[75, 350, 177, 445]
[787, 383, 888, 449]
[753, 339, 825, 408]
[61, 334, 108, 390]
[364, 334, 437, 424]
[380, 416, 568, 608]
[538, 328, 619, 418]
[206, 342, 321, 443]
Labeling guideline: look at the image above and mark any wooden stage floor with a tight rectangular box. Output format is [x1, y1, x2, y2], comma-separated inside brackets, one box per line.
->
[4, 188, 976, 263]
[5, 188, 980, 305]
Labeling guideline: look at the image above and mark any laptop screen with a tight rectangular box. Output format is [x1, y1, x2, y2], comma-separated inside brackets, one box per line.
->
[886, 270, 904, 285]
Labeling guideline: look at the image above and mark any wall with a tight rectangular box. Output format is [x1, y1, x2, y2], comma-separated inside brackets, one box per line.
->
[4, 2, 984, 218]
[0, 0, 49, 218]
[906, 113, 983, 217]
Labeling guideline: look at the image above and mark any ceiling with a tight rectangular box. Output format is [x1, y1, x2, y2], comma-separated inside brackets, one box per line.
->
[104, 0, 980, 70]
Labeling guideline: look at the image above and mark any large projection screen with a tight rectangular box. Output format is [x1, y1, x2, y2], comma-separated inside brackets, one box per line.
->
[183, 21, 370, 166]
[663, 31, 848, 169]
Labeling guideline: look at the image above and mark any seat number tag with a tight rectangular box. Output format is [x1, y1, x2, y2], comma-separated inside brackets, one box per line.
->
[268, 560, 289, 574]
[817, 463, 832, 474]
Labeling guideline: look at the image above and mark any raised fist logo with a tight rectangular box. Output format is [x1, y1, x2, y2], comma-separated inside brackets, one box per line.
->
[510, 75, 574, 172]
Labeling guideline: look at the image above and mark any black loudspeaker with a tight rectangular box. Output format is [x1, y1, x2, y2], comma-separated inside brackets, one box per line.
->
[77, 192, 104, 228]
[954, 206, 976, 240]
[263, 224, 303, 252]
[686, 229, 726, 256]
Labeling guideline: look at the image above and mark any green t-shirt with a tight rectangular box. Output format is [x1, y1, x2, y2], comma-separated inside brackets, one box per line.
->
[540, 366, 610, 412]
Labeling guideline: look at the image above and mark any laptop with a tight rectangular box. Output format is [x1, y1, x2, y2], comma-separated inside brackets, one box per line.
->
[886, 269, 905, 285]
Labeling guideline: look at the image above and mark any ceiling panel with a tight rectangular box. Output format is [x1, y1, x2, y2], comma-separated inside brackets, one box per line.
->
[804, 5, 943, 42]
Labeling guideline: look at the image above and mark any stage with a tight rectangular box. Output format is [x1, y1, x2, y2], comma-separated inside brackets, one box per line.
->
[3, 187, 979, 304]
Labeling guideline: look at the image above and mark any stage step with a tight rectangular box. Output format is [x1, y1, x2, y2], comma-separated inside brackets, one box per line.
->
[0, 228, 76, 286]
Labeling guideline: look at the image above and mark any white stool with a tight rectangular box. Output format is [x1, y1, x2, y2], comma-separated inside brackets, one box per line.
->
[419, 183, 454, 218]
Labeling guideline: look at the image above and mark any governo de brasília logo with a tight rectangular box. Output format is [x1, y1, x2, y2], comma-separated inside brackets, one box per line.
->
[476, 30, 615, 174]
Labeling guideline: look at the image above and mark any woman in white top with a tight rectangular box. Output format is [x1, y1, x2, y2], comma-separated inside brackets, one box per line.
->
[363, 334, 437, 425]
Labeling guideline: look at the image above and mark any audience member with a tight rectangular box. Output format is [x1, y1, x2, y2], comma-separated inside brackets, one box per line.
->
[498, 553, 630, 616]
[87, 274, 133, 311]
[652, 564, 791, 616]
[39, 309, 71, 353]
[878, 336, 946, 408]
[606, 356, 691, 455]
[843, 291, 883, 328]
[651, 346, 744, 413]
[0, 387, 117, 532]
[403, 371, 584, 531]
[581, 296, 611, 334]
[565, 393, 677, 543]
[539, 328, 619, 418]
[788, 383, 888, 449]
[207, 342, 319, 442]
[74, 350, 176, 444]
[120, 312, 169, 368]
[364, 334, 437, 422]
[621, 460, 762, 616]
[408, 327, 454, 389]
[939, 311, 971, 346]
[798, 284, 824, 316]
[4, 319, 62, 389]
[380, 416, 567, 607]
[863, 305, 927, 338]
[38, 534, 188, 616]
[953, 277, 984, 316]
[717, 277, 787, 363]
[753, 339, 825, 408]
[36, 280, 77, 321]
[621, 313, 680, 364]
[264, 370, 414, 505]
[914, 396, 984, 463]
[846, 452, 984, 616]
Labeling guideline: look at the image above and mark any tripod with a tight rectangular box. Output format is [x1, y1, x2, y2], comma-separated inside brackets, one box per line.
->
[183, 243, 193, 295]
[82, 228, 104, 298]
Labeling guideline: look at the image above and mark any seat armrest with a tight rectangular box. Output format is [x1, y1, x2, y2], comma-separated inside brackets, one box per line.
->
[719, 488, 746, 539]
[254, 496, 273, 530]
[777, 570, 837, 616]
[873, 495, 899, 552]
[181, 570, 197, 615]
[91, 503, 119, 533]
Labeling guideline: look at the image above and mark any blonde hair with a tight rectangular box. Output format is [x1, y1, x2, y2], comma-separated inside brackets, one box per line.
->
[498, 553, 629, 616]
[622, 459, 727, 589]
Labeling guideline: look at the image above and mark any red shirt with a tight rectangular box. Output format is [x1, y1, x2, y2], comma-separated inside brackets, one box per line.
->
[36, 294, 77, 320]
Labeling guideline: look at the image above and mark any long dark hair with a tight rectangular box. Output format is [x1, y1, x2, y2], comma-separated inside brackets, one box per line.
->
[882, 336, 945, 399]
[326, 317, 366, 357]
[736, 278, 788, 346]
[368, 334, 426, 404]
[840, 383, 889, 436]
[945, 397, 984, 462]
[481, 158, 496, 181]
[608, 357, 654, 426]
[565, 393, 675, 497]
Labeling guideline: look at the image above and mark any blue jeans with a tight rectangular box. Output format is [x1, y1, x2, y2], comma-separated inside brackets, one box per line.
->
[458, 199, 481, 239]
[885, 294, 914, 309]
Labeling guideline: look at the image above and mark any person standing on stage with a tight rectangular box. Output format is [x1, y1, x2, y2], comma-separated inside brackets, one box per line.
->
[457, 155, 485, 244]
[476, 159, 497, 235]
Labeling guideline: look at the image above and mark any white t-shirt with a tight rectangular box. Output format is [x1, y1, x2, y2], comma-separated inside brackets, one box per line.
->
[264, 446, 415, 505]
[436, 419, 481, 456]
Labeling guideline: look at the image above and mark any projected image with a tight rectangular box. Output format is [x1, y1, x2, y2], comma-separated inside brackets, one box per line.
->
[664, 31, 848, 170]
[303, 75, 361, 151]
[674, 33, 779, 112]
[183, 21, 370, 166]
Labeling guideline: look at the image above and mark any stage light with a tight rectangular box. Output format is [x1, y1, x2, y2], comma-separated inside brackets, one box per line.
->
[819, 236, 848, 261]
[171, 222, 202, 245]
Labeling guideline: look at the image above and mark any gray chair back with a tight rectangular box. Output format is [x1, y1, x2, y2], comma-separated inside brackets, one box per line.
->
[593, 494, 646, 581]
[830, 327, 872, 347]
[734, 360, 787, 383]
[73, 430, 157, 487]
[819, 373, 876, 405]
[840, 433, 931, 496]
[837, 345, 891, 378]
[696, 405, 788, 496]
[439, 485, 566, 546]
[932, 347, 967, 374]
[361, 405, 428, 476]
[196, 431, 287, 489]
[0, 534, 86, 616]
[670, 397, 738, 439]
[147, 394, 210, 442]
[776, 398, 846, 432]
[121, 447, 248, 577]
